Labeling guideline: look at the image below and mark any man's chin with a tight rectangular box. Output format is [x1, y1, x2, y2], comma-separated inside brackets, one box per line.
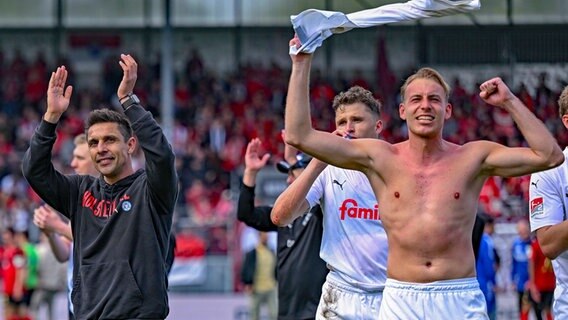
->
[96, 167, 112, 176]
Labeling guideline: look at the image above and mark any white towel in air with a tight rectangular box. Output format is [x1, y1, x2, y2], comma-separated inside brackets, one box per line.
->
[290, 0, 481, 55]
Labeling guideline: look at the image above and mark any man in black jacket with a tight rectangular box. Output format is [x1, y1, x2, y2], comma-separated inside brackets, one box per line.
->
[22, 54, 178, 320]
[237, 137, 328, 320]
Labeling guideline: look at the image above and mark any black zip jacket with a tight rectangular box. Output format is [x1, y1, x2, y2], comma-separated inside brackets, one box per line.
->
[22, 104, 178, 320]
[237, 183, 328, 320]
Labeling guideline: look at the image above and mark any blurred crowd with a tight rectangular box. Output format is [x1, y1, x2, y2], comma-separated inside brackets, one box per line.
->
[0, 48, 566, 263]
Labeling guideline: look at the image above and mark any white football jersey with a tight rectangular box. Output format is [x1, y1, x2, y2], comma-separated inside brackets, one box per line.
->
[306, 165, 388, 291]
[529, 148, 568, 288]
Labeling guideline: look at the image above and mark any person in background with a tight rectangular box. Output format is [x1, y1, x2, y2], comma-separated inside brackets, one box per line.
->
[528, 238, 555, 320]
[30, 232, 66, 320]
[477, 215, 498, 320]
[1, 228, 28, 320]
[241, 231, 278, 320]
[272, 85, 388, 319]
[237, 136, 327, 320]
[13, 231, 38, 320]
[511, 219, 533, 320]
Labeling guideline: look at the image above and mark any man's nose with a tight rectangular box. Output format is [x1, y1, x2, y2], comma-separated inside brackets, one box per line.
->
[420, 97, 431, 109]
[96, 143, 107, 152]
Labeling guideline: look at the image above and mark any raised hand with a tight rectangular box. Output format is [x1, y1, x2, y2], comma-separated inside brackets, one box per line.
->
[289, 34, 312, 64]
[45, 66, 73, 123]
[117, 54, 138, 99]
[33, 205, 65, 234]
[479, 77, 516, 109]
[244, 138, 270, 172]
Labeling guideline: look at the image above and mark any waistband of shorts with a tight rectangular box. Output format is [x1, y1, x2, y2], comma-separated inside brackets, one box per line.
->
[385, 277, 480, 292]
[326, 271, 385, 294]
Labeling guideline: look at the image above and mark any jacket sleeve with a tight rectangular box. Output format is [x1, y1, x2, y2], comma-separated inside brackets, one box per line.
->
[125, 104, 178, 213]
[237, 183, 278, 232]
[240, 249, 256, 285]
[22, 120, 82, 218]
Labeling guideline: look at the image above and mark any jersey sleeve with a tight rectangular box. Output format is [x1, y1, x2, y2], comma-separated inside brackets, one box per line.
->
[306, 168, 326, 209]
[529, 169, 566, 232]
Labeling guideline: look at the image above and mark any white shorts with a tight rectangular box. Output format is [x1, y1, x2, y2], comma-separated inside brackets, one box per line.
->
[554, 284, 568, 317]
[378, 277, 488, 320]
[315, 274, 383, 320]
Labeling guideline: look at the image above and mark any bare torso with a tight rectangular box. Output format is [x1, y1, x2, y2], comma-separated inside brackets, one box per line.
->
[366, 139, 487, 282]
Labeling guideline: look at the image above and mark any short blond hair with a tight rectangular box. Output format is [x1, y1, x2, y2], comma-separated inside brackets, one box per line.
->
[74, 133, 87, 146]
[400, 67, 451, 101]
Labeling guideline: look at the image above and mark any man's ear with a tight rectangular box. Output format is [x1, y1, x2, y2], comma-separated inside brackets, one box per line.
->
[127, 136, 137, 155]
[375, 120, 383, 135]
[399, 103, 406, 120]
[562, 114, 568, 130]
[445, 103, 452, 120]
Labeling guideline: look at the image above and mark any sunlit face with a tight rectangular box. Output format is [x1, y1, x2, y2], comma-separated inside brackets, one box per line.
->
[399, 78, 451, 138]
[87, 122, 136, 184]
[335, 102, 382, 139]
[71, 143, 98, 176]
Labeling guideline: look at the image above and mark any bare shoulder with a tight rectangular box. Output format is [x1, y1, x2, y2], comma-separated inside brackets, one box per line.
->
[461, 140, 502, 156]
[459, 140, 516, 173]
[352, 139, 398, 171]
[360, 138, 397, 156]
[352, 138, 394, 149]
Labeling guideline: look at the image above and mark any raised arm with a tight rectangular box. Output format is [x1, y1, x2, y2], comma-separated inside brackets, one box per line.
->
[117, 54, 178, 211]
[237, 138, 277, 232]
[272, 157, 326, 226]
[478, 78, 564, 177]
[22, 67, 81, 217]
[285, 36, 370, 171]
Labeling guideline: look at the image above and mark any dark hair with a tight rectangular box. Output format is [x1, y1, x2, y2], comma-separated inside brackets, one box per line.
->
[85, 109, 133, 141]
[15, 229, 29, 240]
[401, 67, 451, 101]
[332, 86, 381, 117]
[4, 227, 15, 236]
[480, 213, 495, 225]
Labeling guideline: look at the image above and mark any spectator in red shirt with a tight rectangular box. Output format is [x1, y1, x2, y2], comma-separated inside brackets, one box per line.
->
[1, 228, 28, 320]
[529, 239, 556, 320]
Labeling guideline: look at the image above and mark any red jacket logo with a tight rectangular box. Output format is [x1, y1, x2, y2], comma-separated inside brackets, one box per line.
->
[339, 199, 380, 221]
[82, 191, 131, 218]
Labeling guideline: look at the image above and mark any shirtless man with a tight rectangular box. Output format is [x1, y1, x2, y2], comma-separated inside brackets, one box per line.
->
[280, 36, 564, 319]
